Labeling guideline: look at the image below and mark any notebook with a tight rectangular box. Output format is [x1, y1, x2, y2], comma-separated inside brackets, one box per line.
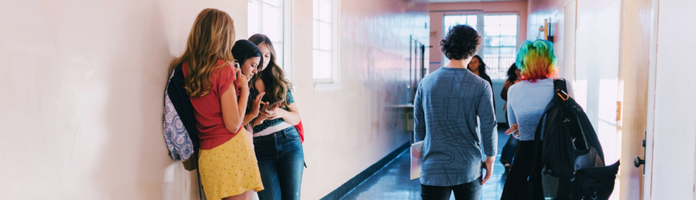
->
[410, 141, 423, 180]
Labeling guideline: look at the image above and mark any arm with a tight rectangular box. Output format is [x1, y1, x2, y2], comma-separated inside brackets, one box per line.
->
[501, 80, 512, 101]
[268, 89, 301, 125]
[506, 89, 517, 127]
[274, 103, 301, 125]
[221, 82, 246, 133]
[237, 87, 250, 119]
[477, 83, 498, 157]
[243, 93, 266, 125]
[477, 83, 498, 185]
[414, 84, 426, 142]
[504, 86, 520, 136]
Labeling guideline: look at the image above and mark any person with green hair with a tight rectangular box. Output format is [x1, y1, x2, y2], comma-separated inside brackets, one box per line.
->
[500, 39, 574, 200]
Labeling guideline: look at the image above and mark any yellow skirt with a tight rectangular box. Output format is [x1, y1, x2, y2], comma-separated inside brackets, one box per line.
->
[199, 129, 264, 199]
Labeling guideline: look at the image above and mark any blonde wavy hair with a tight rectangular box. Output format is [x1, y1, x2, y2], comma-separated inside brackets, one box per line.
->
[171, 8, 236, 98]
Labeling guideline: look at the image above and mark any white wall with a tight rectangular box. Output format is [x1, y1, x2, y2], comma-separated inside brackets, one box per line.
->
[0, 0, 248, 199]
[294, 0, 430, 198]
[646, 0, 696, 199]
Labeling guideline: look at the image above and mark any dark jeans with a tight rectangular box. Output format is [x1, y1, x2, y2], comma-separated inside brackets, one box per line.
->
[500, 136, 519, 165]
[421, 177, 482, 200]
[253, 127, 305, 200]
[500, 111, 518, 165]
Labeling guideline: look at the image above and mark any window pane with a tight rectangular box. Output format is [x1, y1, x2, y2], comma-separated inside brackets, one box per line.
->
[319, 21, 332, 50]
[313, 0, 319, 19]
[500, 25, 517, 36]
[313, 50, 332, 79]
[500, 47, 516, 55]
[263, 0, 279, 7]
[443, 15, 476, 35]
[483, 47, 499, 55]
[262, 4, 281, 40]
[484, 36, 500, 46]
[484, 25, 500, 36]
[501, 36, 516, 46]
[248, 1, 260, 36]
[467, 15, 477, 28]
[500, 15, 517, 26]
[319, 0, 332, 22]
[484, 15, 500, 26]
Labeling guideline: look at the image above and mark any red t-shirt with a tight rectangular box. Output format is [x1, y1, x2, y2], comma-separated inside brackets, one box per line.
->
[182, 60, 242, 150]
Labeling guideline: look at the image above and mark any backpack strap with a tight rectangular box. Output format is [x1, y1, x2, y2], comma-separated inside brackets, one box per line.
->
[529, 79, 566, 181]
[529, 112, 546, 178]
[554, 79, 569, 101]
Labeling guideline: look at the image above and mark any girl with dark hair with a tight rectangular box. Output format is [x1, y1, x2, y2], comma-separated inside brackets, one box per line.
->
[468, 55, 493, 88]
[468, 55, 495, 110]
[247, 33, 304, 200]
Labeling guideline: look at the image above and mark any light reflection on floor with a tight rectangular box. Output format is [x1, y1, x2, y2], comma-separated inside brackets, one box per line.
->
[340, 128, 511, 200]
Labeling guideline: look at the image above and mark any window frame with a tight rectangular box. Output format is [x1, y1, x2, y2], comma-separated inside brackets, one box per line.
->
[247, 0, 295, 82]
[482, 13, 519, 80]
[441, 11, 484, 69]
[312, 0, 341, 89]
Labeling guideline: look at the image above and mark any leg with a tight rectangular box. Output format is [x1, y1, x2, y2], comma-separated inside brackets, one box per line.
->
[254, 140, 281, 200]
[277, 138, 305, 200]
[421, 184, 452, 200]
[500, 136, 519, 166]
[223, 190, 255, 200]
[451, 177, 482, 200]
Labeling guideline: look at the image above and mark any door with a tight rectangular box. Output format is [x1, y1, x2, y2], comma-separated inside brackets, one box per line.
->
[616, 0, 652, 199]
[644, 0, 696, 199]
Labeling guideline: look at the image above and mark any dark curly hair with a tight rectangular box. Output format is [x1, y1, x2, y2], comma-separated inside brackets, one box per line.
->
[440, 24, 481, 60]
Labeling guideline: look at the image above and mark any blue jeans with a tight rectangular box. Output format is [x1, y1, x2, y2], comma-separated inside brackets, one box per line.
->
[253, 127, 305, 200]
[500, 136, 519, 165]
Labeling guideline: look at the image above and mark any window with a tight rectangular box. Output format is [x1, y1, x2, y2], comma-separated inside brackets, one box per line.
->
[442, 15, 478, 69]
[483, 15, 518, 80]
[313, 0, 339, 85]
[248, 0, 286, 69]
[443, 15, 478, 34]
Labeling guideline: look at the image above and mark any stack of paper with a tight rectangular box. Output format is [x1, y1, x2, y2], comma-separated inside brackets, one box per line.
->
[410, 141, 423, 180]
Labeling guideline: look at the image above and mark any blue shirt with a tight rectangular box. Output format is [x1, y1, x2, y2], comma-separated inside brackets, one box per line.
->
[414, 67, 498, 186]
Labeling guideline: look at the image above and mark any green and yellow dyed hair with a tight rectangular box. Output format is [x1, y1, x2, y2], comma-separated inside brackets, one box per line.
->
[516, 39, 557, 82]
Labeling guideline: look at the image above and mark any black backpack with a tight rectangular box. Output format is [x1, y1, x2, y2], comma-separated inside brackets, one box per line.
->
[529, 79, 620, 200]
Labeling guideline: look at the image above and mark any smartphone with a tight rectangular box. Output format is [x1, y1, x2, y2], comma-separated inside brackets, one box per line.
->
[264, 99, 284, 111]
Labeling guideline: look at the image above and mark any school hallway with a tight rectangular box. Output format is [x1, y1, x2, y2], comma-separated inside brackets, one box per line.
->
[3, 0, 696, 199]
[339, 126, 511, 200]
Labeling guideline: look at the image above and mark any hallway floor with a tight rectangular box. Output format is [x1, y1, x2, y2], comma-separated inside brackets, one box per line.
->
[339, 126, 510, 200]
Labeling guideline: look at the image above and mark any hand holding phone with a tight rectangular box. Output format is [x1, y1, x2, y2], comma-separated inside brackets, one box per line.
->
[264, 99, 284, 111]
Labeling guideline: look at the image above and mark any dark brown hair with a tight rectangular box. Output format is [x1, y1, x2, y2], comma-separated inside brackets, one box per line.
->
[440, 24, 481, 60]
[248, 34, 293, 108]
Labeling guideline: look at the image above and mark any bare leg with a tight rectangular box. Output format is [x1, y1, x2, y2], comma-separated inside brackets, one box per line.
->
[223, 190, 255, 200]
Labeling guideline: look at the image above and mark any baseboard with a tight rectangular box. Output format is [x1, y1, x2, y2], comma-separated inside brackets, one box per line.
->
[320, 142, 410, 200]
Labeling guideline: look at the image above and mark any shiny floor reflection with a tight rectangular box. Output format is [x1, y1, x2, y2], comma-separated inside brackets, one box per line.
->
[340, 127, 511, 200]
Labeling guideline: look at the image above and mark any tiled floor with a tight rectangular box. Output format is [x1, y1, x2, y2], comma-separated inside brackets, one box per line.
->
[340, 127, 511, 200]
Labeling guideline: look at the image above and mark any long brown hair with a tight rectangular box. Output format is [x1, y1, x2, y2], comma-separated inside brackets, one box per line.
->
[171, 8, 236, 98]
[249, 34, 293, 108]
